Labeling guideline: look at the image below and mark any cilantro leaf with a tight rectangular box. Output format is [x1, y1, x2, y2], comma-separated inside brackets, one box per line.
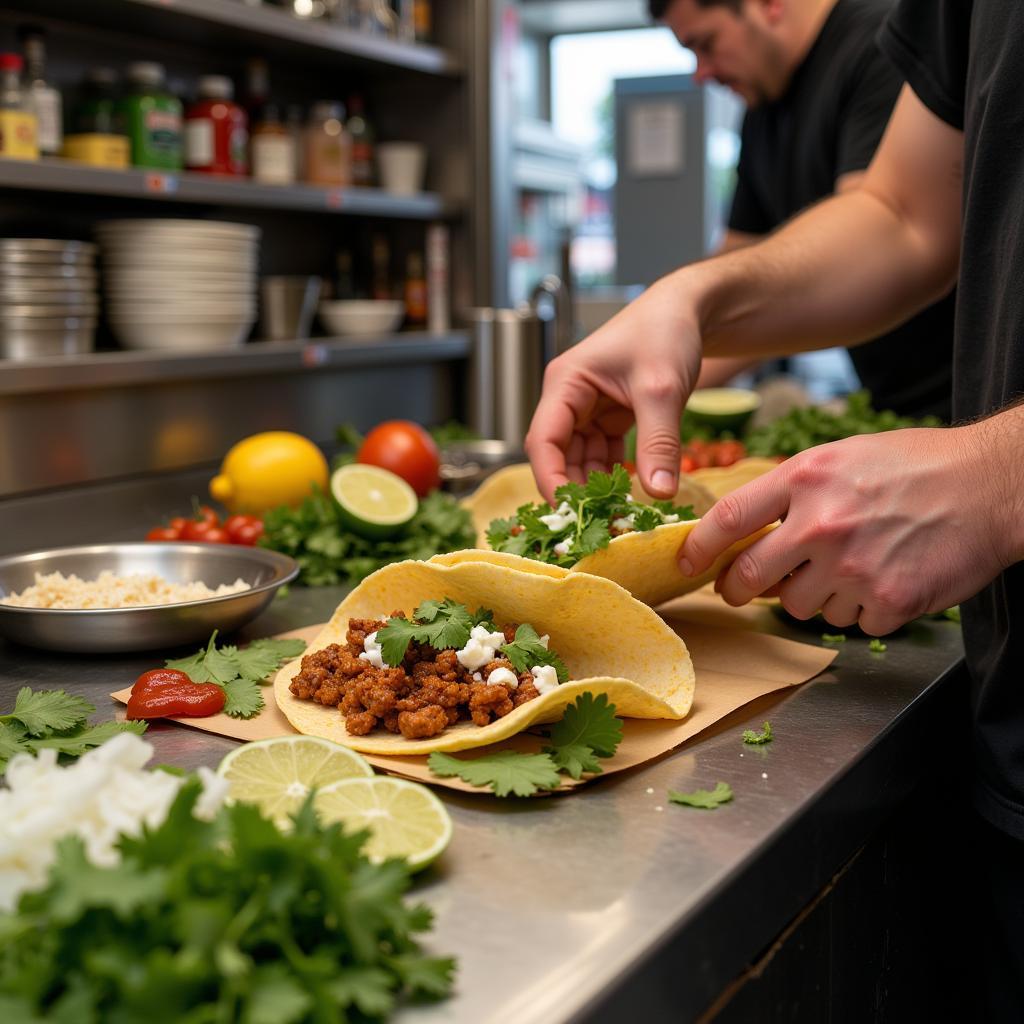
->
[221, 679, 265, 719]
[387, 953, 458, 999]
[668, 781, 734, 809]
[471, 606, 495, 627]
[415, 598, 472, 651]
[741, 721, 773, 745]
[575, 518, 612, 557]
[583, 465, 631, 500]
[377, 616, 423, 667]
[327, 966, 395, 1017]
[1, 688, 94, 737]
[428, 750, 562, 797]
[943, 606, 961, 623]
[26, 719, 147, 757]
[0, 721, 28, 773]
[869, 638, 887, 653]
[543, 692, 623, 778]
[501, 623, 569, 684]
[245, 965, 313, 1024]
[821, 633, 846, 643]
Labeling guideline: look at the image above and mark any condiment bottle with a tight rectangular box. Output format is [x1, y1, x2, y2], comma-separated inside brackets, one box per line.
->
[18, 27, 61, 156]
[335, 249, 358, 299]
[185, 75, 248, 176]
[118, 62, 182, 171]
[426, 222, 450, 333]
[404, 252, 427, 327]
[346, 93, 375, 187]
[63, 67, 128, 169]
[371, 234, 391, 300]
[305, 101, 351, 187]
[251, 103, 295, 185]
[0, 54, 38, 160]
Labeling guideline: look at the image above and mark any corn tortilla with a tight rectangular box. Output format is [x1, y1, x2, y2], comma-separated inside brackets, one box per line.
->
[274, 553, 695, 755]
[689, 457, 780, 500]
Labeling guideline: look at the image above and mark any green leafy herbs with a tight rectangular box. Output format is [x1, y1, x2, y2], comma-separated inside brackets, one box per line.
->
[741, 721, 773, 745]
[260, 487, 476, 587]
[487, 464, 696, 568]
[745, 390, 943, 458]
[943, 606, 961, 623]
[822, 633, 847, 644]
[869, 638, 888, 653]
[0, 782, 455, 1021]
[428, 693, 623, 796]
[166, 631, 307, 719]
[375, 601, 568, 684]
[0, 688, 146, 773]
[667, 781, 734, 810]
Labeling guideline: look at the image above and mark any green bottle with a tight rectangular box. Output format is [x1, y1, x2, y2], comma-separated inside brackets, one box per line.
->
[118, 61, 182, 170]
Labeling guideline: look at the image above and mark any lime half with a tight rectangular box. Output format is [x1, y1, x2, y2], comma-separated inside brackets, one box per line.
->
[685, 387, 762, 434]
[331, 463, 418, 539]
[217, 735, 373, 827]
[313, 776, 452, 870]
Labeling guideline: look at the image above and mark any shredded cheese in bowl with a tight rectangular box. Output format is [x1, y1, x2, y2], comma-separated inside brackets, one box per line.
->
[0, 570, 250, 610]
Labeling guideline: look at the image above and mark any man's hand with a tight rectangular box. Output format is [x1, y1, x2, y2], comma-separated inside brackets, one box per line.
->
[679, 424, 1019, 635]
[526, 277, 703, 502]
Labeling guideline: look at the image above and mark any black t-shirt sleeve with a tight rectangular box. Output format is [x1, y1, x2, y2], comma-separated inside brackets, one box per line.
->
[877, 0, 971, 130]
[835, 45, 902, 178]
[727, 115, 773, 234]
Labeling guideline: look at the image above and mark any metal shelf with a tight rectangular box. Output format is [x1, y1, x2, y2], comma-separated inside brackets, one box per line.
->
[0, 332, 470, 396]
[4, 0, 462, 77]
[0, 158, 454, 220]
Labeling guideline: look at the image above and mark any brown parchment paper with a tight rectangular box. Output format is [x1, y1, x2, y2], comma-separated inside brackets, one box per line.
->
[111, 606, 834, 794]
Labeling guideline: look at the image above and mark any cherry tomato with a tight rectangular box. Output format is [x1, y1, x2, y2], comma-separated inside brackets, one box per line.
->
[146, 526, 181, 542]
[356, 420, 441, 497]
[621, 459, 637, 475]
[198, 526, 231, 544]
[181, 520, 230, 542]
[194, 504, 220, 526]
[680, 454, 697, 473]
[712, 440, 747, 467]
[224, 514, 263, 544]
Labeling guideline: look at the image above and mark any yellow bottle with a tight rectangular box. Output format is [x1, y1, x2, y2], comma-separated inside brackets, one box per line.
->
[0, 53, 39, 160]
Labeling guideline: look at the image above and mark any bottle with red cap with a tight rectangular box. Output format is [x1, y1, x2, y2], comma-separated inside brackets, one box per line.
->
[185, 75, 248, 176]
[0, 52, 38, 160]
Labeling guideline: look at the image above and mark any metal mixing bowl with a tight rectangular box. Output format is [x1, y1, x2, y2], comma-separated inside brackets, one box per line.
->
[0, 543, 298, 653]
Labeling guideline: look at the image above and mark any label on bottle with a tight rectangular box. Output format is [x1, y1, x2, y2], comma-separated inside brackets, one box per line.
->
[31, 87, 62, 155]
[252, 133, 295, 185]
[147, 109, 183, 157]
[0, 110, 39, 159]
[184, 118, 214, 168]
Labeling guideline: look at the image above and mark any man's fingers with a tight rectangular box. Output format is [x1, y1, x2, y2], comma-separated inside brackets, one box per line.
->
[775, 562, 834, 621]
[526, 380, 594, 502]
[714, 530, 807, 607]
[582, 428, 611, 477]
[680, 468, 790, 576]
[820, 593, 862, 629]
[633, 376, 684, 498]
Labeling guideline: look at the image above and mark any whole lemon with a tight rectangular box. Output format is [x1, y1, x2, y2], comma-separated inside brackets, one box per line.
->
[209, 431, 329, 515]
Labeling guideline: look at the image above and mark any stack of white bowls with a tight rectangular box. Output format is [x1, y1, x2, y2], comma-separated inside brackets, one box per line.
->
[0, 240, 98, 360]
[97, 219, 260, 351]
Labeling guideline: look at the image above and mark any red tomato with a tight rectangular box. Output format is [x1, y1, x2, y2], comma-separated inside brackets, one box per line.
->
[180, 520, 230, 542]
[680, 454, 697, 473]
[146, 526, 181, 542]
[712, 440, 746, 467]
[169, 517, 189, 533]
[198, 526, 231, 544]
[229, 518, 264, 546]
[356, 420, 441, 497]
[195, 504, 220, 526]
[621, 459, 637, 475]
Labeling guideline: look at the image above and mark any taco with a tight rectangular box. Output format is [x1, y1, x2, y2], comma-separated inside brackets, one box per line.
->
[274, 552, 694, 755]
[689, 456, 781, 500]
[480, 464, 775, 607]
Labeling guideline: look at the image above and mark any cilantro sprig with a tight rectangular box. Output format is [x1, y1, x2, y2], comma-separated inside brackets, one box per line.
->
[166, 631, 307, 718]
[0, 782, 456, 1019]
[0, 688, 146, 773]
[487, 464, 696, 568]
[428, 693, 623, 796]
[668, 781, 734, 809]
[500, 623, 569, 684]
[741, 721, 773, 745]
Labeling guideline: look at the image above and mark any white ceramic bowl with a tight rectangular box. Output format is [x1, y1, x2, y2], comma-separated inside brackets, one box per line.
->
[109, 318, 255, 351]
[318, 300, 404, 337]
[105, 272, 256, 288]
[97, 219, 260, 241]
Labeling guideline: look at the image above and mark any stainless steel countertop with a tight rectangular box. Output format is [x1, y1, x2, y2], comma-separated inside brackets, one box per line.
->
[0, 478, 966, 1023]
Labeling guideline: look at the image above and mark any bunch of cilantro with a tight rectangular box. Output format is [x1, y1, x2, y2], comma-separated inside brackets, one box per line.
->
[0, 781, 455, 1022]
[260, 488, 475, 587]
[487, 465, 695, 569]
[745, 390, 943, 458]
[376, 598, 568, 681]
[0, 689, 145, 773]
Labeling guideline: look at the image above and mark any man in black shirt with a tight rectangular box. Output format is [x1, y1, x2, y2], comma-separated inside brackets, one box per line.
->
[531, 1, 1024, 1016]
[652, 0, 955, 418]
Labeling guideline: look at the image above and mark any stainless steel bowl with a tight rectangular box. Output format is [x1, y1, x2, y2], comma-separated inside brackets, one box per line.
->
[0, 319, 97, 359]
[0, 264, 98, 282]
[0, 239, 97, 259]
[0, 543, 299, 653]
[440, 439, 525, 493]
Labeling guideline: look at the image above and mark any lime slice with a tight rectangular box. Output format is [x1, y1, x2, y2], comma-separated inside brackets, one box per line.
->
[313, 776, 452, 870]
[685, 387, 761, 434]
[216, 735, 373, 826]
[331, 463, 418, 539]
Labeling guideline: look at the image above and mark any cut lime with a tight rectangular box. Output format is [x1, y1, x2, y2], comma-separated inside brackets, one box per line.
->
[685, 387, 761, 434]
[313, 776, 452, 871]
[216, 735, 373, 827]
[331, 463, 418, 539]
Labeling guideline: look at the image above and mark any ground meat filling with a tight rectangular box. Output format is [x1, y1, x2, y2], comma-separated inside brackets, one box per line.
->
[289, 613, 543, 739]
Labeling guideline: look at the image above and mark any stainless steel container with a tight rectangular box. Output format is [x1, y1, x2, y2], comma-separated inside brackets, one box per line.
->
[494, 307, 543, 446]
[440, 439, 525, 493]
[465, 307, 496, 438]
[0, 316, 97, 359]
[258, 276, 322, 341]
[0, 239, 97, 263]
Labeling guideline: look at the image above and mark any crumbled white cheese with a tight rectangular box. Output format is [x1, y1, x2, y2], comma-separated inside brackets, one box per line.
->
[487, 666, 519, 689]
[0, 734, 226, 912]
[761, 772, 768, 779]
[531, 664, 560, 694]
[358, 630, 384, 669]
[662, 513, 680, 523]
[625, 494, 634, 502]
[539, 501, 578, 532]
[539, 634, 550, 648]
[611, 513, 636, 532]
[552, 540, 571, 557]
[456, 623, 507, 671]
[645, 787, 654, 795]
[472, 672, 483, 682]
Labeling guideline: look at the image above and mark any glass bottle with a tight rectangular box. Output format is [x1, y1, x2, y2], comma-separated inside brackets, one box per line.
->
[0, 53, 38, 160]
[18, 27, 61, 155]
[404, 251, 427, 327]
[371, 234, 391, 300]
[251, 103, 295, 185]
[304, 101, 351, 187]
[118, 62, 183, 171]
[74, 67, 119, 134]
[185, 75, 248, 176]
[346, 94, 375, 187]
[335, 249, 357, 299]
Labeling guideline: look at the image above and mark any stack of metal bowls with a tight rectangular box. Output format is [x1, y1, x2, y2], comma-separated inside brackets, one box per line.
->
[0, 240, 99, 360]
[97, 219, 260, 352]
